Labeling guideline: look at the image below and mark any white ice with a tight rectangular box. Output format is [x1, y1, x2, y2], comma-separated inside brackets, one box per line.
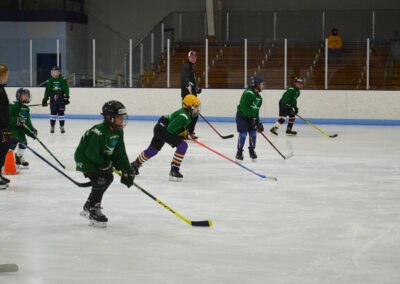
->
[1, 119, 400, 284]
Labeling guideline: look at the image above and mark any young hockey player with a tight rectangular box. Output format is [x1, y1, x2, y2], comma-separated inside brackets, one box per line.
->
[42, 66, 70, 134]
[270, 77, 303, 136]
[131, 94, 200, 181]
[235, 76, 265, 161]
[75, 100, 134, 228]
[9, 88, 37, 168]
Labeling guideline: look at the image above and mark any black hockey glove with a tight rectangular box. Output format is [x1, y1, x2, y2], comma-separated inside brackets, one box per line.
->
[98, 160, 112, 172]
[256, 120, 264, 132]
[64, 98, 70, 105]
[195, 86, 202, 95]
[28, 128, 38, 138]
[16, 117, 26, 126]
[248, 117, 257, 129]
[42, 98, 48, 107]
[294, 107, 299, 115]
[121, 167, 135, 188]
[286, 104, 295, 116]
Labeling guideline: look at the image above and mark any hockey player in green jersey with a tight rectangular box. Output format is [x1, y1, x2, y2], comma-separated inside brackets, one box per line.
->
[235, 76, 265, 161]
[131, 94, 200, 181]
[75, 100, 134, 228]
[9, 88, 37, 168]
[42, 66, 70, 134]
[270, 77, 303, 136]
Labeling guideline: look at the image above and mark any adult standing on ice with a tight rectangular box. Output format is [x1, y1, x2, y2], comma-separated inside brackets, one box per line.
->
[0, 64, 16, 189]
[181, 50, 201, 139]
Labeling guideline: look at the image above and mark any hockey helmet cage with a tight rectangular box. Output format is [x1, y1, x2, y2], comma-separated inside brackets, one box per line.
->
[16, 88, 31, 103]
[101, 100, 128, 131]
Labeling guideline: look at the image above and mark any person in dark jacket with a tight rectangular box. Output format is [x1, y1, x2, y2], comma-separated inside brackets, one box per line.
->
[181, 50, 201, 139]
[0, 64, 12, 189]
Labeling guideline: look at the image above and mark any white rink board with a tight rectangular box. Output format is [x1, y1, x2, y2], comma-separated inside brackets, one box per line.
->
[4, 87, 400, 121]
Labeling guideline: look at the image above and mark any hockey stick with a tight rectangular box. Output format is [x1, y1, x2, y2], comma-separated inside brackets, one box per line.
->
[189, 138, 277, 181]
[23, 143, 92, 187]
[23, 124, 66, 169]
[113, 169, 212, 227]
[199, 113, 234, 139]
[296, 114, 338, 138]
[0, 264, 19, 273]
[27, 102, 64, 107]
[257, 128, 293, 160]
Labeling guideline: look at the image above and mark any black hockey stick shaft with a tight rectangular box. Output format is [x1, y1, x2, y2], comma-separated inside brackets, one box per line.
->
[258, 128, 288, 160]
[23, 143, 91, 187]
[113, 169, 212, 227]
[199, 113, 234, 139]
[27, 102, 64, 107]
[295, 114, 338, 138]
[23, 124, 66, 169]
[0, 264, 19, 273]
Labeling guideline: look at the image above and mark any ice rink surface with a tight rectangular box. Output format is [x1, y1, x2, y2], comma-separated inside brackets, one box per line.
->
[1, 119, 400, 284]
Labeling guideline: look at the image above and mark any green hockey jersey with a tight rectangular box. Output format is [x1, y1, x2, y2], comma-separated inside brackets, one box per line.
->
[44, 76, 70, 99]
[75, 122, 130, 174]
[237, 88, 263, 119]
[9, 101, 34, 143]
[164, 108, 192, 136]
[281, 86, 300, 108]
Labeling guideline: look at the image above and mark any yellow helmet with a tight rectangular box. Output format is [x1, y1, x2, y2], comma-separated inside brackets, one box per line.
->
[182, 94, 200, 109]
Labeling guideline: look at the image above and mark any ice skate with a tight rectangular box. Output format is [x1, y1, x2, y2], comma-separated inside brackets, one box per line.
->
[235, 149, 244, 161]
[89, 203, 108, 228]
[60, 126, 65, 134]
[249, 148, 257, 161]
[0, 180, 8, 190]
[50, 125, 55, 133]
[80, 201, 90, 219]
[286, 127, 297, 136]
[270, 126, 278, 136]
[169, 165, 183, 181]
[15, 154, 29, 168]
[1, 175, 10, 186]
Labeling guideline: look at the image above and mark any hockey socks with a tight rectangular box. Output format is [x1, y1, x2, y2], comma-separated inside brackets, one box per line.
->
[237, 132, 247, 150]
[287, 117, 296, 129]
[59, 116, 65, 126]
[249, 129, 256, 148]
[171, 141, 187, 168]
[136, 146, 159, 166]
[274, 117, 286, 128]
[50, 115, 57, 127]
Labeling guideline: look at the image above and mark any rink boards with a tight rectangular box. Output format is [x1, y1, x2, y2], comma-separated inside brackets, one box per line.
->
[4, 87, 400, 125]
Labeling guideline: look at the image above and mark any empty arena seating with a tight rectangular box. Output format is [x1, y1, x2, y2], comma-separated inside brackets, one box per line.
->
[147, 42, 400, 90]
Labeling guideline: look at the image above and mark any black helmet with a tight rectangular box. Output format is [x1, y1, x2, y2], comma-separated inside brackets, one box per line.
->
[51, 66, 61, 78]
[101, 100, 128, 131]
[16, 88, 31, 104]
[249, 76, 265, 92]
[294, 77, 304, 88]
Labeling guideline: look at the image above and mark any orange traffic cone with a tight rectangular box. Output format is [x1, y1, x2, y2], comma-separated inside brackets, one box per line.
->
[4, 150, 20, 175]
